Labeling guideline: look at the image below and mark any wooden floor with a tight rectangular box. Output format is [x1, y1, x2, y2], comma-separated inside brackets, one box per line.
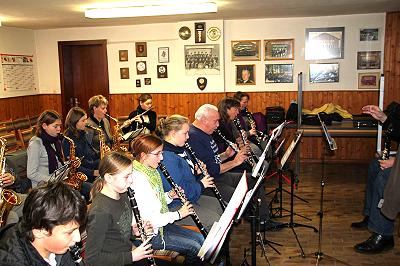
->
[228, 162, 400, 266]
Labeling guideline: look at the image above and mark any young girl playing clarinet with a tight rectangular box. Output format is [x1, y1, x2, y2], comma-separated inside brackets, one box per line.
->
[130, 134, 205, 266]
[85, 151, 153, 266]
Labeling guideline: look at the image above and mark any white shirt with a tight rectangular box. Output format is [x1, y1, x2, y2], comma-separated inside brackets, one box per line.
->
[130, 169, 179, 235]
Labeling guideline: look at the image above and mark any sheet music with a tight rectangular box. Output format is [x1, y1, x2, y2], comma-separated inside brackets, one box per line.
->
[237, 172, 265, 220]
[198, 171, 248, 262]
[280, 130, 303, 169]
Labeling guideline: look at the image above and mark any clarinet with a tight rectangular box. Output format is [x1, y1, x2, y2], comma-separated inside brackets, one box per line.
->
[380, 127, 393, 160]
[214, 129, 254, 168]
[233, 117, 258, 167]
[184, 143, 227, 211]
[127, 188, 156, 266]
[243, 108, 263, 146]
[69, 244, 86, 266]
[158, 163, 208, 238]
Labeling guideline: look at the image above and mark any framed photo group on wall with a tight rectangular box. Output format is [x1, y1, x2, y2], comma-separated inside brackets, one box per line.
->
[305, 27, 345, 60]
[264, 39, 294, 60]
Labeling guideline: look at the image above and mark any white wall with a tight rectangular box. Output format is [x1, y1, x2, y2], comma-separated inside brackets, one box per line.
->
[0, 26, 38, 97]
[224, 13, 385, 92]
[35, 20, 224, 94]
[5, 12, 386, 96]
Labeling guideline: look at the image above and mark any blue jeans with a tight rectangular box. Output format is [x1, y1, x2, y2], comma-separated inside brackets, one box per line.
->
[363, 158, 394, 236]
[152, 224, 204, 265]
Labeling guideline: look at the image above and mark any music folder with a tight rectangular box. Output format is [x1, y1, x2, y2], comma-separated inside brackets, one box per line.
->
[279, 130, 303, 169]
[198, 171, 248, 263]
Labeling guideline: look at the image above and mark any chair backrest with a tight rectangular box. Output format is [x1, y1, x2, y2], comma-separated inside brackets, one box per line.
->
[12, 116, 31, 131]
[17, 127, 35, 149]
[29, 115, 40, 128]
[1, 132, 20, 153]
[0, 119, 15, 133]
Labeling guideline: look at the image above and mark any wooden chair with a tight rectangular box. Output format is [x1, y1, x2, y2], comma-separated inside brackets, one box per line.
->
[17, 127, 35, 149]
[1, 132, 20, 154]
[12, 116, 31, 132]
[29, 115, 39, 127]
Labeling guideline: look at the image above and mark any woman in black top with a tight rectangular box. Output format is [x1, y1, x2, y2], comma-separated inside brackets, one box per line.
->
[122, 94, 157, 137]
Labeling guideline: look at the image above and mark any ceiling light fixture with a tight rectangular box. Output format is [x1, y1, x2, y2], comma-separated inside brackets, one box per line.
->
[85, 1, 217, 19]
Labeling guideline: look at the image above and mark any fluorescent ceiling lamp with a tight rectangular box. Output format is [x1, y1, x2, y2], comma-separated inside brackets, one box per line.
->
[85, 2, 217, 18]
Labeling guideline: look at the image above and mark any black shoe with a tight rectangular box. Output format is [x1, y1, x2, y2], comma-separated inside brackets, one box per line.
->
[354, 233, 394, 254]
[259, 219, 284, 232]
[350, 216, 369, 229]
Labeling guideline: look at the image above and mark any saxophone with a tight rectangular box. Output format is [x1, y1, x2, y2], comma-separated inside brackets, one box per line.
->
[105, 114, 127, 153]
[62, 134, 88, 191]
[86, 124, 111, 159]
[0, 137, 22, 227]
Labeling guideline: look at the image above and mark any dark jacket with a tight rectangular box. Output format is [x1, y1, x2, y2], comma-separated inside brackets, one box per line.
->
[86, 115, 113, 151]
[382, 145, 400, 220]
[62, 129, 100, 183]
[121, 106, 157, 134]
[0, 223, 75, 266]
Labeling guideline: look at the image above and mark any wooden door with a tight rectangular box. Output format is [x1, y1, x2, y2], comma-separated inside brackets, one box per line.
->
[58, 40, 109, 118]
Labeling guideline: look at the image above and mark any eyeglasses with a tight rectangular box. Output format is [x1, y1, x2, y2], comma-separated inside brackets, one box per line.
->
[149, 151, 163, 156]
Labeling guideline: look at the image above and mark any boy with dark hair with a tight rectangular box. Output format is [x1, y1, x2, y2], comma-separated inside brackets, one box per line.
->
[0, 181, 87, 266]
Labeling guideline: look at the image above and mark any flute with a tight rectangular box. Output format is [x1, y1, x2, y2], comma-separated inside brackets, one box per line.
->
[122, 108, 153, 128]
[184, 142, 227, 211]
[158, 163, 208, 238]
[127, 187, 156, 266]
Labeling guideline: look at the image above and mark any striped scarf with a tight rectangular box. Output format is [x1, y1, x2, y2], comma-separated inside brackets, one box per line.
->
[132, 160, 168, 236]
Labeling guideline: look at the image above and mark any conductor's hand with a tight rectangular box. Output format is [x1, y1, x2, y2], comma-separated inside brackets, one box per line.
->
[200, 174, 215, 188]
[131, 238, 153, 262]
[379, 157, 395, 170]
[178, 201, 194, 219]
[362, 105, 387, 123]
[0, 173, 15, 187]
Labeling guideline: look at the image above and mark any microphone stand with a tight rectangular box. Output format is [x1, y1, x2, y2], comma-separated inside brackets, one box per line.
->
[297, 113, 349, 265]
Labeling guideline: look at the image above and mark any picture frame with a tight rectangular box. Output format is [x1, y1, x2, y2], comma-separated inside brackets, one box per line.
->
[119, 67, 129, 79]
[265, 64, 293, 83]
[236, 65, 256, 85]
[158, 47, 169, 63]
[231, 40, 261, 61]
[264, 39, 294, 60]
[157, 65, 168, 78]
[135, 42, 147, 57]
[357, 51, 381, 70]
[144, 78, 151, 85]
[309, 63, 339, 83]
[118, 50, 128, 62]
[184, 44, 220, 75]
[305, 27, 345, 60]
[360, 28, 379, 41]
[358, 72, 380, 89]
[136, 61, 147, 75]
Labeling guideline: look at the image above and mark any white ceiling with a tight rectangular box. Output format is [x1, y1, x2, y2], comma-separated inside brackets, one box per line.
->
[0, 0, 399, 30]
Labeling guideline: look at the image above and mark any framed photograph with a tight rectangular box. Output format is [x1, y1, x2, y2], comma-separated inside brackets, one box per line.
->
[264, 39, 294, 60]
[309, 63, 339, 83]
[360, 28, 379, 41]
[265, 64, 293, 83]
[136, 79, 141, 87]
[157, 65, 168, 78]
[236, 65, 255, 85]
[120, 67, 129, 79]
[357, 51, 381, 70]
[305, 27, 345, 60]
[144, 78, 151, 85]
[118, 50, 128, 62]
[135, 42, 147, 57]
[136, 61, 147, 75]
[184, 44, 220, 75]
[158, 47, 169, 63]
[358, 72, 380, 89]
[231, 40, 261, 61]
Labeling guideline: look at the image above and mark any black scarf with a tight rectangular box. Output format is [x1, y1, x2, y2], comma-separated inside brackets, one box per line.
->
[39, 130, 64, 174]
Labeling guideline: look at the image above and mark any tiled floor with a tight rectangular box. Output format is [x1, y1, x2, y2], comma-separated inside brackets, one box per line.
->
[228, 162, 400, 265]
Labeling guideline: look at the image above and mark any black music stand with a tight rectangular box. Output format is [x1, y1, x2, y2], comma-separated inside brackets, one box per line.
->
[291, 114, 349, 265]
[269, 131, 318, 256]
[266, 131, 311, 220]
